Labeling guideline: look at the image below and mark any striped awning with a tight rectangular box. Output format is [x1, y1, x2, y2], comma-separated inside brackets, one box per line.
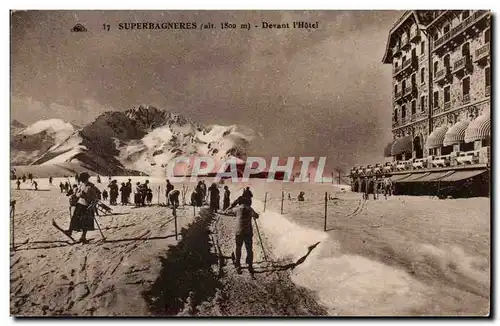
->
[426, 126, 449, 149]
[383, 142, 394, 157]
[416, 171, 455, 182]
[464, 113, 490, 143]
[390, 173, 411, 182]
[391, 136, 412, 156]
[439, 169, 487, 182]
[443, 120, 470, 147]
[396, 173, 431, 183]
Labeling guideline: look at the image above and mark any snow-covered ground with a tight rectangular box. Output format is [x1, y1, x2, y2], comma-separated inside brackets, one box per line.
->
[10, 177, 490, 316]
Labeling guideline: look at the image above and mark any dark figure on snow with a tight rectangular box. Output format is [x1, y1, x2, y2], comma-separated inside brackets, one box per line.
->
[119, 182, 128, 205]
[383, 176, 393, 199]
[75, 173, 80, 184]
[223, 186, 231, 211]
[366, 177, 376, 200]
[223, 196, 259, 274]
[140, 180, 150, 206]
[64, 172, 98, 243]
[298, 191, 305, 202]
[208, 183, 220, 212]
[28, 173, 33, 182]
[191, 188, 202, 207]
[32, 180, 38, 191]
[134, 182, 142, 207]
[169, 189, 180, 209]
[242, 187, 253, 205]
[96, 188, 102, 201]
[67, 184, 79, 209]
[49, 176, 53, 185]
[108, 180, 119, 205]
[200, 180, 207, 203]
[146, 188, 153, 206]
[96, 175, 101, 184]
[102, 189, 108, 201]
[288, 193, 292, 201]
[16, 179, 21, 190]
[64, 182, 69, 193]
[22, 175, 26, 183]
[165, 179, 174, 206]
[126, 179, 132, 203]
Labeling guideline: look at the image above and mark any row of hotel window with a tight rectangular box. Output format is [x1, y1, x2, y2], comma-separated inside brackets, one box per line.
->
[393, 27, 490, 70]
[393, 66, 490, 122]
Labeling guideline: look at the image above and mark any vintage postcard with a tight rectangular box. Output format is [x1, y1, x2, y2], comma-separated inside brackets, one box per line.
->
[10, 10, 491, 317]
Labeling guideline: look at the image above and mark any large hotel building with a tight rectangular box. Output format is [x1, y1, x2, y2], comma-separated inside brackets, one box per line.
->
[351, 10, 491, 196]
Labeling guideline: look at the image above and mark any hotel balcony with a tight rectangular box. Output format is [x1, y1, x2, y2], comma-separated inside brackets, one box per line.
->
[434, 66, 452, 85]
[410, 29, 421, 42]
[395, 91, 403, 103]
[486, 85, 490, 97]
[403, 84, 417, 99]
[392, 44, 401, 58]
[401, 35, 411, 51]
[433, 10, 490, 54]
[395, 56, 417, 78]
[453, 55, 472, 77]
[433, 106, 443, 115]
[474, 43, 490, 65]
[393, 65, 402, 76]
[462, 93, 471, 104]
[444, 101, 451, 111]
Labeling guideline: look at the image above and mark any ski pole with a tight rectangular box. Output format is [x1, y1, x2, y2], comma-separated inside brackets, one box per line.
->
[253, 217, 267, 261]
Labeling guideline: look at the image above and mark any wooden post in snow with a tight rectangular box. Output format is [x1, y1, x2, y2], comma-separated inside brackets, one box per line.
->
[280, 191, 284, 214]
[324, 192, 328, 231]
[263, 192, 268, 212]
[173, 206, 178, 240]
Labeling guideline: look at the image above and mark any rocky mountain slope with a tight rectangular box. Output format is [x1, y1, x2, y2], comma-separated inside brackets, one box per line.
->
[11, 105, 254, 176]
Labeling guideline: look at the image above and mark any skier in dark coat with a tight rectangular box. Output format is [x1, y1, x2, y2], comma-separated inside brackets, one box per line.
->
[102, 189, 108, 201]
[242, 187, 253, 206]
[120, 182, 128, 205]
[165, 179, 174, 206]
[169, 189, 180, 208]
[64, 172, 98, 243]
[49, 176, 53, 185]
[146, 188, 153, 206]
[16, 179, 21, 190]
[223, 186, 231, 211]
[125, 179, 132, 203]
[208, 183, 220, 212]
[22, 174, 26, 183]
[108, 180, 119, 205]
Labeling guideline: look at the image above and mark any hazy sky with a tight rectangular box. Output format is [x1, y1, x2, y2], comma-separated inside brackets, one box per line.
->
[11, 10, 402, 171]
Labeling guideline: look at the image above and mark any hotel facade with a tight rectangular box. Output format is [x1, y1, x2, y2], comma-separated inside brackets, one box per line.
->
[350, 10, 491, 196]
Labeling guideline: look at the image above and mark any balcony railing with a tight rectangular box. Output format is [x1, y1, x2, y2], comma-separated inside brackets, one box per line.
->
[433, 106, 443, 115]
[475, 43, 490, 63]
[463, 93, 471, 104]
[395, 91, 403, 101]
[393, 65, 402, 75]
[453, 55, 471, 75]
[486, 85, 490, 97]
[444, 101, 451, 111]
[433, 10, 490, 52]
[401, 35, 410, 50]
[434, 66, 451, 84]
[419, 55, 426, 64]
[410, 29, 420, 42]
[392, 44, 401, 57]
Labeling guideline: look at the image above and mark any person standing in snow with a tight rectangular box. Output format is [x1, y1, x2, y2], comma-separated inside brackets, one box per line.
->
[102, 189, 108, 201]
[169, 189, 180, 208]
[223, 196, 260, 274]
[49, 176, 53, 185]
[108, 180, 119, 205]
[32, 180, 38, 191]
[119, 182, 128, 205]
[223, 186, 231, 211]
[64, 172, 98, 243]
[134, 182, 142, 207]
[16, 179, 21, 190]
[22, 174, 26, 183]
[200, 180, 207, 203]
[146, 188, 153, 206]
[242, 187, 253, 206]
[165, 179, 174, 206]
[96, 175, 101, 184]
[125, 179, 132, 204]
[208, 183, 220, 212]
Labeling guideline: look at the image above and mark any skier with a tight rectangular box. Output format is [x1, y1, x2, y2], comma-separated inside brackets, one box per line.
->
[134, 182, 142, 207]
[96, 175, 101, 184]
[223, 196, 260, 274]
[22, 174, 26, 183]
[298, 191, 305, 201]
[59, 182, 64, 193]
[126, 179, 132, 204]
[191, 188, 201, 207]
[200, 180, 207, 203]
[146, 188, 153, 206]
[165, 179, 174, 206]
[108, 180, 119, 205]
[102, 189, 108, 201]
[16, 179, 21, 190]
[75, 173, 80, 184]
[64, 181, 70, 193]
[96, 188, 102, 201]
[49, 176, 53, 185]
[63, 172, 98, 243]
[32, 180, 38, 191]
[223, 186, 231, 211]
[242, 186, 253, 205]
[208, 183, 220, 212]
[383, 176, 393, 199]
[167, 189, 180, 208]
[28, 173, 33, 182]
[119, 182, 128, 205]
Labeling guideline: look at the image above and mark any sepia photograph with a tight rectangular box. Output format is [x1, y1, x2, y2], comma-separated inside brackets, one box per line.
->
[9, 9, 491, 317]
